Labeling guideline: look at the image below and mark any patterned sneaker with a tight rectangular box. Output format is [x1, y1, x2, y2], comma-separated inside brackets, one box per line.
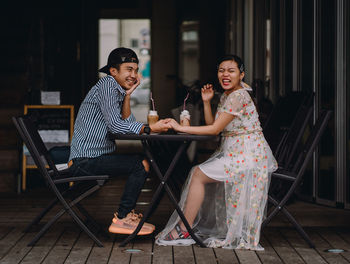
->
[156, 224, 195, 246]
[108, 210, 155, 235]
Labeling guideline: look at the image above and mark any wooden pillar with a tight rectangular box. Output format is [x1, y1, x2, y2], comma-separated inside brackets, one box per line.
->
[151, 0, 178, 118]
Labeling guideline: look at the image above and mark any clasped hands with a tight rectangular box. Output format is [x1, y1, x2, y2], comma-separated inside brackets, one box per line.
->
[149, 83, 216, 134]
[149, 118, 184, 133]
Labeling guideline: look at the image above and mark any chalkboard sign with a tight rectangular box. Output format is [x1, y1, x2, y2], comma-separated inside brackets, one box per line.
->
[22, 105, 74, 191]
[24, 105, 74, 143]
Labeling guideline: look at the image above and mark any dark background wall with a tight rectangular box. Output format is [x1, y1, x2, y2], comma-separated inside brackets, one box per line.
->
[0, 0, 228, 192]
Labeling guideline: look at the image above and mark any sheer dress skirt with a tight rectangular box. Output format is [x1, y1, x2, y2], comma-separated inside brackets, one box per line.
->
[156, 132, 277, 250]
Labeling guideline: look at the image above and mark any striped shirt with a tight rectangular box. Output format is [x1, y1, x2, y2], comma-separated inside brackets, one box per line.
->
[69, 75, 144, 160]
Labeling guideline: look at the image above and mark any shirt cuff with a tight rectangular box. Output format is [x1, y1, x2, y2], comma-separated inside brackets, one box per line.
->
[129, 121, 144, 134]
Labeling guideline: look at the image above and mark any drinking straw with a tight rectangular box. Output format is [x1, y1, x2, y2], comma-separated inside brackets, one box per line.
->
[183, 93, 189, 111]
[150, 92, 155, 111]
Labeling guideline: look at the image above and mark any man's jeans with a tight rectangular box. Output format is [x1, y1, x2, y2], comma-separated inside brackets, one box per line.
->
[69, 154, 147, 218]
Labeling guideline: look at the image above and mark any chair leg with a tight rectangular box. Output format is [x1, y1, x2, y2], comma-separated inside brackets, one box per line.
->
[263, 195, 314, 248]
[76, 203, 110, 239]
[24, 197, 58, 233]
[68, 207, 104, 247]
[28, 185, 104, 247]
[28, 204, 67, 246]
[280, 207, 315, 248]
[262, 195, 281, 229]
[24, 184, 80, 233]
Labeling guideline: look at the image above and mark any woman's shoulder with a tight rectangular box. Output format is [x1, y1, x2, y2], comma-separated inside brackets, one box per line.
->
[225, 88, 247, 102]
[231, 88, 253, 102]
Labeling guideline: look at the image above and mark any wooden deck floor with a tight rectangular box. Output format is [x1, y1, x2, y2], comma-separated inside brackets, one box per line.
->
[1, 225, 350, 264]
[1, 176, 350, 264]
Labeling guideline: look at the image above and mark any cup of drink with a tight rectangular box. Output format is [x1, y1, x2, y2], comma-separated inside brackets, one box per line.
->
[180, 110, 190, 126]
[147, 110, 159, 125]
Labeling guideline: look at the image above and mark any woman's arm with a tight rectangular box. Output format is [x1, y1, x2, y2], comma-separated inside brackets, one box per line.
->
[201, 84, 215, 125]
[203, 101, 214, 125]
[170, 111, 234, 135]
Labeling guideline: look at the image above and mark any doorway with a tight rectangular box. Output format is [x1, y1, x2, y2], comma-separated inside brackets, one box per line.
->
[99, 19, 151, 151]
[98, 19, 151, 123]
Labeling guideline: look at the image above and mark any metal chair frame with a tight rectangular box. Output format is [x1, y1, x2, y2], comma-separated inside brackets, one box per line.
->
[13, 115, 110, 247]
[262, 110, 332, 248]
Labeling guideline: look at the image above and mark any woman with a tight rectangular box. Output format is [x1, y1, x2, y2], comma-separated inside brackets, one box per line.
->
[156, 55, 277, 250]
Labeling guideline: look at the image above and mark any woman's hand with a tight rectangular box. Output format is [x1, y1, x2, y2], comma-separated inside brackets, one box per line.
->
[201, 84, 214, 102]
[149, 119, 172, 133]
[168, 118, 183, 132]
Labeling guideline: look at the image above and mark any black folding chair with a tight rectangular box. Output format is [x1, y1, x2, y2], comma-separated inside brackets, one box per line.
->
[273, 93, 314, 169]
[13, 115, 110, 247]
[262, 110, 332, 248]
[268, 94, 314, 198]
[263, 92, 313, 153]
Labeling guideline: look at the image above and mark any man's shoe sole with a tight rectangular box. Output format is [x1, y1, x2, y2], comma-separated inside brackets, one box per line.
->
[108, 223, 154, 235]
[112, 218, 155, 231]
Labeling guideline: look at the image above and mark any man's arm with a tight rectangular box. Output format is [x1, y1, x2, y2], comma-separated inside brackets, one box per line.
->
[98, 80, 143, 134]
[122, 94, 132, 119]
[121, 76, 140, 119]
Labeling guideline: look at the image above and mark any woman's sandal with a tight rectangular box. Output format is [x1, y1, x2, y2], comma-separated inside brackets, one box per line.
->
[157, 224, 195, 246]
[164, 224, 190, 240]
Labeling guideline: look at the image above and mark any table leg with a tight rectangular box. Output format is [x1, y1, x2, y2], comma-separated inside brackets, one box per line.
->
[119, 140, 206, 247]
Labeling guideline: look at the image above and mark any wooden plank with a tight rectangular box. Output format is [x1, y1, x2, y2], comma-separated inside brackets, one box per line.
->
[0, 227, 26, 259]
[193, 246, 217, 264]
[86, 240, 113, 264]
[306, 228, 349, 264]
[0, 226, 12, 240]
[129, 238, 153, 264]
[262, 227, 304, 264]
[173, 245, 195, 264]
[213, 248, 239, 264]
[64, 232, 94, 264]
[107, 236, 132, 264]
[317, 227, 350, 262]
[42, 226, 80, 264]
[256, 233, 283, 264]
[0, 231, 36, 264]
[152, 243, 173, 264]
[282, 228, 327, 264]
[20, 226, 65, 264]
[234, 249, 262, 264]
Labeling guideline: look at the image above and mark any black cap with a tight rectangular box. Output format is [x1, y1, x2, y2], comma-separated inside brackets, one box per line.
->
[99, 47, 139, 74]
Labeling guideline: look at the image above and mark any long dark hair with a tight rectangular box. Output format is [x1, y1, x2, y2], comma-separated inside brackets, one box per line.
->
[217, 54, 245, 73]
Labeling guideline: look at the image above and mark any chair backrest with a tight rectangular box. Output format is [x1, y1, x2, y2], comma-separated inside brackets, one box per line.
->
[13, 116, 60, 184]
[275, 93, 314, 169]
[263, 92, 314, 153]
[291, 110, 332, 176]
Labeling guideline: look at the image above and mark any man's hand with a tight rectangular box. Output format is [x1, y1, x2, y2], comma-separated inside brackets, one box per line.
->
[149, 119, 172, 133]
[125, 75, 141, 96]
[201, 84, 214, 102]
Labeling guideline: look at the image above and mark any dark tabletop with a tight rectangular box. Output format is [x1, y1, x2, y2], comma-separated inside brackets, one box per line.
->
[109, 131, 218, 142]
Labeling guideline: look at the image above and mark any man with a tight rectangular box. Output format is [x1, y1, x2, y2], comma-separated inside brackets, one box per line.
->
[69, 47, 170, 235]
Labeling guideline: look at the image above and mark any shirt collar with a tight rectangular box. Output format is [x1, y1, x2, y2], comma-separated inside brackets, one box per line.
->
[107, 75, 126, 96]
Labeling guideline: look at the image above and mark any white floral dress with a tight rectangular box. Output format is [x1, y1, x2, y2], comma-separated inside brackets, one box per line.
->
[156, 87, 278, 250]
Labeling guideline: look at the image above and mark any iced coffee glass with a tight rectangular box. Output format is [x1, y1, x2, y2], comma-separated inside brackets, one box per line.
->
[180, 110, 191, 126]
[147, 110, 159, 125]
